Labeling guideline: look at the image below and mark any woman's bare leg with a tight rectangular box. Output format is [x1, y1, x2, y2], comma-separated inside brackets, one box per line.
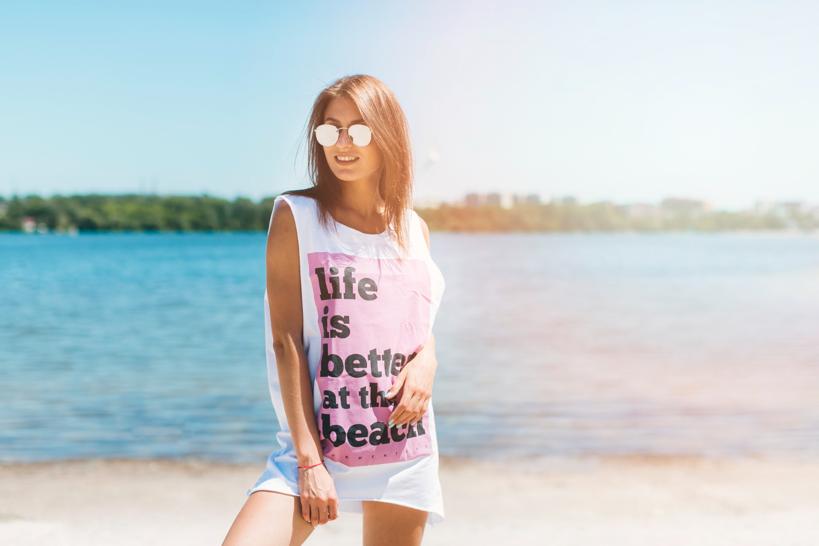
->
[362, 500, 428, 546]
[222, 490, 316, 546]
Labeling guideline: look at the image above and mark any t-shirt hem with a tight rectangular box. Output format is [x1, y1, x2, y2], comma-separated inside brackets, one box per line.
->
[246, 477, 298, 498]
[245, 484, 444, 528]
[340, 497, 445, 528]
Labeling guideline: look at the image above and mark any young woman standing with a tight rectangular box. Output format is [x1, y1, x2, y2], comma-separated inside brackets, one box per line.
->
[222, 74, 446, 546]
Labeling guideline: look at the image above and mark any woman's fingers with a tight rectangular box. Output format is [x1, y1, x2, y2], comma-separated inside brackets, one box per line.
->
[329, 496, 339, 520]
[392, 391, 427, 426]
[310, 502, 320, 527]
[392, 409, 413, 427]
[319, 498, 331, 524]
[314, 498, 327, 525]
[404, 398, 429, 427]
[390, 389, 417, 426]
[309, 497, 335, 525]
[297, 465, 340, 526]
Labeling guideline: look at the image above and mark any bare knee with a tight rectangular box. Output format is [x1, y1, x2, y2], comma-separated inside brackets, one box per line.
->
[222, 490, 315, 546]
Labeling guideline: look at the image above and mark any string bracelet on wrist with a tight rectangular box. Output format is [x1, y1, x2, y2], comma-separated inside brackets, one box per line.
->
[297, 460, 325, 471]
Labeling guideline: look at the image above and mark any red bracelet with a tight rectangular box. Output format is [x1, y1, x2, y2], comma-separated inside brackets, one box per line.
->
[298, 460, 324, 470]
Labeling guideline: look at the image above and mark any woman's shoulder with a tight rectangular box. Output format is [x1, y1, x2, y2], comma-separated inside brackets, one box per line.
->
[273, 190, 321, 223]
[269, 188, 310, 221]
[276, 189, 318, 205]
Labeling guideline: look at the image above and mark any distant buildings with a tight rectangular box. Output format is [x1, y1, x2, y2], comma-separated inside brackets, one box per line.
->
[622, 202, 663, 220]
[754, 200, 819, 219]
[463, 192, 542, 208]
[457, 192, 722, 215]
[751, 200, 819, 229]
[660, 197, 711, 214]
[463, 193, 482, 207]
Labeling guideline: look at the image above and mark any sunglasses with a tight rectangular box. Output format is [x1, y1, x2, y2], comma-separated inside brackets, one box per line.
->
[314, 123, 373, 147]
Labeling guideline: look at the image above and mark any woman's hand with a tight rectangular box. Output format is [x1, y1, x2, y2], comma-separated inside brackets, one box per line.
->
[298, 461, 339, 526]
[385, 342, 438, 427]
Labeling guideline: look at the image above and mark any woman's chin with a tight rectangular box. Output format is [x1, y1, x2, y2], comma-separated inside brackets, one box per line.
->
[333, 171, 360, 182]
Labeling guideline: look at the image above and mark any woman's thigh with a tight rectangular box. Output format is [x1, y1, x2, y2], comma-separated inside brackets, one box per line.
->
[362, 500, 428, 546]
[222, 490, 316, 546]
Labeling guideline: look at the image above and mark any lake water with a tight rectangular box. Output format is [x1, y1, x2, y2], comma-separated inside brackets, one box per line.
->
[1, 231, 818, 463]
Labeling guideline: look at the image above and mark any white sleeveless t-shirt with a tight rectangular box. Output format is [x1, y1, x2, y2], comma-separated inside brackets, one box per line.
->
[246, 193, 446, 527]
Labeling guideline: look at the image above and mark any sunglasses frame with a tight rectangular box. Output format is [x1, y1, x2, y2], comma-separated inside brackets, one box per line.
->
[314, 123, 372, 147]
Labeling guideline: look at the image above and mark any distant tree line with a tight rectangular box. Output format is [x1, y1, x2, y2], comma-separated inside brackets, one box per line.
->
[0, 193, 275, 232]
[0, 193, 816, 233]
[419, 202, 818, 232]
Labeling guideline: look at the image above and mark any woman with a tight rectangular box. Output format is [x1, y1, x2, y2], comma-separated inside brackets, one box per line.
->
[222, 74, 447, 546]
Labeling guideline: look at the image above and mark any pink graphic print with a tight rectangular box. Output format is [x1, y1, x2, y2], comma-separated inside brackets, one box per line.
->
[307, 251, 433, 467]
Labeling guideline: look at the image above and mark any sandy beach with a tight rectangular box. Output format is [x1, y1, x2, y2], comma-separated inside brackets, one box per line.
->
[2, 453, 818, 545]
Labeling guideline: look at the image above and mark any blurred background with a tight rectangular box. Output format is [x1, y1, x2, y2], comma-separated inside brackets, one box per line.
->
[2, 1, 818, 544]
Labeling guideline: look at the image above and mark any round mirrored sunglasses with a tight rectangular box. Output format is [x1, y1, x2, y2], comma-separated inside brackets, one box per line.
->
[314, 123, 372, 147]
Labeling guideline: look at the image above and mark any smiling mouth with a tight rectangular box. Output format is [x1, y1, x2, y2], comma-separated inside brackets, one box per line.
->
[335, 155, 359, 164]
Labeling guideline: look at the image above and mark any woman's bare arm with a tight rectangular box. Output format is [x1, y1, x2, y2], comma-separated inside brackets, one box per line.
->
[266, 198, 323, 467]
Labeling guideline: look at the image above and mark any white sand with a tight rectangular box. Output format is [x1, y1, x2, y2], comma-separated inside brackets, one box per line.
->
[2, 454, 818, 546]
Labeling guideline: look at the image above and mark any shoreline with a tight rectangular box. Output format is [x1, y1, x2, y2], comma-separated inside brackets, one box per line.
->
[2, 453, 818, 545]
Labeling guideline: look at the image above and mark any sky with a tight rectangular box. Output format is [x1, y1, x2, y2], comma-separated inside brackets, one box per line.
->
[2, 0, 818, 210]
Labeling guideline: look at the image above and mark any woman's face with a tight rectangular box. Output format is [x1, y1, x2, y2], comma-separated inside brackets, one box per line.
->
[320, 96, 382, 184]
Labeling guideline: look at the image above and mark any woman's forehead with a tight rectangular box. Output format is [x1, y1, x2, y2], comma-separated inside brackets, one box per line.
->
[324, 96, 361, 120]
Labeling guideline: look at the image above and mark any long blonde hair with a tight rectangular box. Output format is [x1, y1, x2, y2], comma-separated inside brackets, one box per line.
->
[283, 74, 414, 254]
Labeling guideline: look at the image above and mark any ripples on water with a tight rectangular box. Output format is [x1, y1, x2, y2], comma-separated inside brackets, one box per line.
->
[1, 231, 817, 462]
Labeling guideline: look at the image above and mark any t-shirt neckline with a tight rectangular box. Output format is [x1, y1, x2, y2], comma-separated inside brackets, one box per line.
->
[296, 194, 393, 241]
[327, 207, 390, 239]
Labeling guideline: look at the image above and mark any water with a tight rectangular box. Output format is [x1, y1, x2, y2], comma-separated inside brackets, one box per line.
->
[1, 231, 818, 463]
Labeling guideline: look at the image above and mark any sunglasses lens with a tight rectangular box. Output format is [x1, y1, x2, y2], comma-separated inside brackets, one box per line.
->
[315, 123, 372, 147]
[314, 124, 339, 146]
[348, 124, 372, 147]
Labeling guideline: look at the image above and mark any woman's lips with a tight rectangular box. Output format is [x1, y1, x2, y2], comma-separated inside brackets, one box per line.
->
[335, 156, 359, 165]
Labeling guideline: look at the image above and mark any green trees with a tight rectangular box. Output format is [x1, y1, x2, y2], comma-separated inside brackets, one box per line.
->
[0, 193, 272, 232]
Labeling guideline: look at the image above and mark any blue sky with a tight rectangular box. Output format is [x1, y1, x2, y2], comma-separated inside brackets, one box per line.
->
[2, 0, 818, 210]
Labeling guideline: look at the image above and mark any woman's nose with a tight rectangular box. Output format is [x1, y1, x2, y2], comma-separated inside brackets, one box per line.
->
[337, 128, 353, 146]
